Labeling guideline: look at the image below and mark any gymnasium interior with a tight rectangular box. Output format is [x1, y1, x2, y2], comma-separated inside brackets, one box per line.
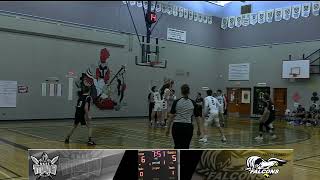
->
[0, 1, 319, 180]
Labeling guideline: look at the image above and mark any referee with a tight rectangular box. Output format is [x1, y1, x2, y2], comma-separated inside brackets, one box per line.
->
[165, 84, 198, 149]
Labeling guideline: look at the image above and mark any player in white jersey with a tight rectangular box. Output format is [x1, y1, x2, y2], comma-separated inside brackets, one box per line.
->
[149, 85, 162, 128]
[199, 89, 227, 143]
[216, 90, 227, 127]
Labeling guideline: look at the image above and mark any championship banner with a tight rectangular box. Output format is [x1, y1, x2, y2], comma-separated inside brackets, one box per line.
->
[198, 13, 203, 23]
[143, 1, 148, 10]
[258, 11, 266, 24]
[235, 15, 242, 27]
[161, 3, 167, 13]
[167, 5, 172, 15]
[266, 9, 274, 23]
[156, 3, 161, 12]
[241, 14, 250, 26]
[184, 8, 188, 19]
[203, 15, 208, 24]
[275, 8, 283, 21]
[151, 2, 155, 11]
[228, 16, 235, 28]
[136, 1, 142, 7]
[189, 10, 193, 20]
[250, 13, 258, 25]
[187, 149, 293, 180]
[292, 5, 301, 19]
[173, 6, 178, 16]
[312, 2, 320, 16]
[178, 7, 184, 17]
[301, 3, 311, 17]
[221, 17, 228, 29]
[193, 12, 198, 22]
[122, 1, 127, 4]
[283, 7, 291, 20]
[208, 16, 213, 24]
[129, 1, 136, 6]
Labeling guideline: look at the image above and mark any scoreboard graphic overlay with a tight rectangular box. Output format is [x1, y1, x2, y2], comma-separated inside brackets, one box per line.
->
[138, 150, 178, 180]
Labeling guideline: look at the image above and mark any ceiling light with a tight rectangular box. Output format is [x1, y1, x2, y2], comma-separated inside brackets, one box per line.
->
[208, 1, 232, 7]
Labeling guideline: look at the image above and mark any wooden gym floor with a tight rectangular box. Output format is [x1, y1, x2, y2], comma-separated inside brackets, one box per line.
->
[0, 117, 319, 179]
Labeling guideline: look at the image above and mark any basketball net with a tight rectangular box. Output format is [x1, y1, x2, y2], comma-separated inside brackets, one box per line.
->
[289, 73, 297, 82]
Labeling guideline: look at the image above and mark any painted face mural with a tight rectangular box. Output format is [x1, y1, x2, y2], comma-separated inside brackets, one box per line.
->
[77, 48, 127, 111]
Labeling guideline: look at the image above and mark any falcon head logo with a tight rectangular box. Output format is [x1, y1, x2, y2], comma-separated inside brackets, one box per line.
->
[245, 156, 287, 178]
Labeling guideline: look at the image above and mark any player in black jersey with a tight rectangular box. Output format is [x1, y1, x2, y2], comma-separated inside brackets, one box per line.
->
[65, 86, 96, 145]
[255, 93, 277, 141]
[195, 92, 204, 137]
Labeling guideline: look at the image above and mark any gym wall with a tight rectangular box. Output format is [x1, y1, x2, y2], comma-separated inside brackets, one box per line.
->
[0, 13, 220, 120]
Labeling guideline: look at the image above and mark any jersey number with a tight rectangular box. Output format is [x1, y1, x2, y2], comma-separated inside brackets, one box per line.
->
[77, 101, 83, 108]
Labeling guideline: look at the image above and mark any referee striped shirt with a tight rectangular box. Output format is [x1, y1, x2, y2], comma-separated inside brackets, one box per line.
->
[170, 97, 197, 123]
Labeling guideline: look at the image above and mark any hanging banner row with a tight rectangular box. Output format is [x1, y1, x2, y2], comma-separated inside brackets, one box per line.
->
[123, 1, 213, 24]
[221, 2, 320, 29]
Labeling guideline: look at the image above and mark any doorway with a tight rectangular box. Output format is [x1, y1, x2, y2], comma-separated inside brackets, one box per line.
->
[273, 88, 287, 116]
[227, 88, 251, 117]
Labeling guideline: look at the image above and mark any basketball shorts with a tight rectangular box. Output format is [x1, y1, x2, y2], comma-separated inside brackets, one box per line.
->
[194, 106, 202, 118]
[219, 107, 224, 114]
[74, 113, 86, 125]
[153, 102, 163, 112]
[204, 113, 220, 127]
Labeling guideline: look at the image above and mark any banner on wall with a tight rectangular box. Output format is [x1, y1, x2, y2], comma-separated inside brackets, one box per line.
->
[151, 2, 155, 11]
[136, 1, 142, 7]
[143, 1, 148, 10]
[228, 63, 250, 81]
[301, 3, 311, 17]
[167, 28, 186, 43]
[156, 3, 161, 12]
[198, 13, 203, 23]
[129, 1, 136, 6]
[266, 9, 274, 23]
[173, 6, 178, 16]
[241, 14, 250, 26]
[208, 16, 213, 24]
[178, 7, 184, 17]
[250, 13, 258, 25]
[275, 8, 283, 21]
[122, 1, 127, 4]
[312, 2, 320, 16]
[258, 11, 266, 24]
[184, 8, 188, 18]
[0, 81, 17, 107]
[292, 5, 301, 19]
[193, 12, 198, 21]
[221, 17, 228, 29]
[283, 7, 291, 20]
[188, 10, 193, 20]
[235, 15, 242, 27]
[167, 5, 172, 15]
[228, 16, 235, 28]
[203, 15, 208, 24]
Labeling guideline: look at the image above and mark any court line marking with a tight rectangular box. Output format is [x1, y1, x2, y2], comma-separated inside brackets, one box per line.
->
[293, 163, 320, 170]
[0, 165, 21, 178]
[295, 154, 320, 162]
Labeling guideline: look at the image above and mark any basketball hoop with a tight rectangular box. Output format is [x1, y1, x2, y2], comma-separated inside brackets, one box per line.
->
[289, 73, 297, 82]
[149, 60, 160, 67]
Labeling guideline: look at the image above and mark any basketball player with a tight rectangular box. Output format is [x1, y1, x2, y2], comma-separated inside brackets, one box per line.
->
[255, 93, 277, 141]
[195, 92, 204, 137]
[199, 90, 227, 143]
[162, 80, 173, 127]
[216, 90, 227, 127]
[166, 89, 177, 125]
[149, 85, 162, 128]
[65, 86, 96, 145]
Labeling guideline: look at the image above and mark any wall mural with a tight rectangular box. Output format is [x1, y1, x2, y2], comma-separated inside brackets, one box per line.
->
[76, 48, 127, 111]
